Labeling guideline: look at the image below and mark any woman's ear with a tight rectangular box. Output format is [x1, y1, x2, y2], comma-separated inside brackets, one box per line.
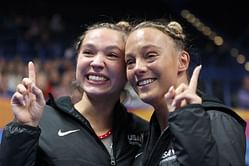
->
[178, 50, 190, 73]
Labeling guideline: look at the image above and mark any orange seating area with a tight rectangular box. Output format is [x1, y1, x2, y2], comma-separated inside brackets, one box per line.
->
[130, 108, 249, 121]
[0, 98, 13, 128]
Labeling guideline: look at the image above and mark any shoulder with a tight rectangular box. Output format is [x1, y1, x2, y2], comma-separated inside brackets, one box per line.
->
[44, 95, 74, 114]
[46, 95, 73, 111]
[204, 102, 246, 130]
[40, 95, 74, 125]
[200, 91, 246, 129]
[203, 104, 246, 165]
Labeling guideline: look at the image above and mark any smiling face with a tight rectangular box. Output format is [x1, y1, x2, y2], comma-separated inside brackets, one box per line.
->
[125, 27, 188, 105]
[76, 28, 126, 99]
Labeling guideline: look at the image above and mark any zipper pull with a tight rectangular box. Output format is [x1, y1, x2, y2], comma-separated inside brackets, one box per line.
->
[110, 158, 116, 165]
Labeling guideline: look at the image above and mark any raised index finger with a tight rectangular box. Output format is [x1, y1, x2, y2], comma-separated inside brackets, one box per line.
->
[28, 61, 36, 84]
[189, 65, 202, 92]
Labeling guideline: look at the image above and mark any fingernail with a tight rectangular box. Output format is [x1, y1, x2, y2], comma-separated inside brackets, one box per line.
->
[169, 86, 174, 91]
[22, 101, 26, 106]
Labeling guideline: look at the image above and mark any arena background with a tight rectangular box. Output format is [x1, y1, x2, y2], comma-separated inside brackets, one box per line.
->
[1, 0, 249, 164]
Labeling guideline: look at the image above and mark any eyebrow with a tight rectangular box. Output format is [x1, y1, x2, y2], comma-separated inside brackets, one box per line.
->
[81, 44, 123, 52]
[79, 44, 94, 52]
[80, 43, 95, 49]
[125, 44, 160, 56]
[141, 44, 161, 50]
[105, 46, 123, 52]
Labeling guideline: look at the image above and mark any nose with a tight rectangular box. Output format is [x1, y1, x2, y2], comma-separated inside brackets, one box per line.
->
[90, 53, 105, 70]
[134, 59, 147, 75]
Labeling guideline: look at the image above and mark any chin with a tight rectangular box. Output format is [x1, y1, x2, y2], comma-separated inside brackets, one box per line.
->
[140, 89, 164, 105]
[139, 94, 154, 105]
[84, 87, 106, 96]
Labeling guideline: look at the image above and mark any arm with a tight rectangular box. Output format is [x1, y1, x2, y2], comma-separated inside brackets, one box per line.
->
[0, 122, 41, 166]
[207, 110, 246, 166]
[152, 65, 244, 166]
[169, 104, 246, 166]
[168, 104, 220, 166]
[0, 61, 46, 166]
[166, 66, 228, 165]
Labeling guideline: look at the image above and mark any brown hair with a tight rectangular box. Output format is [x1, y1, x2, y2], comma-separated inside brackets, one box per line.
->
[131, 20, 186, 51]
[75, 21, 132, 53]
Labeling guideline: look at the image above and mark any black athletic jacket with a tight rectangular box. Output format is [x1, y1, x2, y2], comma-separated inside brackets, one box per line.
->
[0, 96, 149, 166]
[133, 92, 246, 166]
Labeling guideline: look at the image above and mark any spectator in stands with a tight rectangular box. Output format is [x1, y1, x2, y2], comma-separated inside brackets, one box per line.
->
[236, 75, 249, 109]
[5, 58, 24, 95]
[0, 21, 148, 166]
[52, 69, 75, 99]
[125, 20, 246, 166]
[0, 72, 10, 98]
[36, 71, 51, 100]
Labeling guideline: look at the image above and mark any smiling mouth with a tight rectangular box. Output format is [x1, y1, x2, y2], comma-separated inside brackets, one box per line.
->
[137, 78, 156, 87]
[87, 74, 108, 81]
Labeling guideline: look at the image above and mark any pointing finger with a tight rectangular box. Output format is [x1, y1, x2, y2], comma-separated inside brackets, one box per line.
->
[28, 61, 36, 84]
[189, 65, 202, 92]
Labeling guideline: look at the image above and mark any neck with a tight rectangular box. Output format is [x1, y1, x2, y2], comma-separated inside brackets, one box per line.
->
[176, 72, 189, 87]
[74, 93, 119, 135]
[153, 100, 169, 131]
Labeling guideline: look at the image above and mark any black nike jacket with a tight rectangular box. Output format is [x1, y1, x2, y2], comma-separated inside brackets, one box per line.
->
[0, 96, 149, 166]
[133, 91, 246, 166]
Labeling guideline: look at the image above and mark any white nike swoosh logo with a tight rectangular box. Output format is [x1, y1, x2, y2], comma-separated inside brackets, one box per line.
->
[135, 152, 143, 158]
[58, 129, 80, 136]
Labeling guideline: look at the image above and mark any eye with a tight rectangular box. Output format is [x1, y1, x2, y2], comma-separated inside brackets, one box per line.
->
[145, 52, 158, 62]
[82, 50, 92, 54]
[82, 49, 94, 57]
[107, 52, 118, 58]
[106, 52, 121, 61]
[126, 58, 136, 69]
[83, 50, 91, 54]
[146, 52, 156, 58]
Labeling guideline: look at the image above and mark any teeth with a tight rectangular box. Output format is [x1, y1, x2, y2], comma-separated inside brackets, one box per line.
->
[138, 79, 154, 86]
[88, 75, 106, 81]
